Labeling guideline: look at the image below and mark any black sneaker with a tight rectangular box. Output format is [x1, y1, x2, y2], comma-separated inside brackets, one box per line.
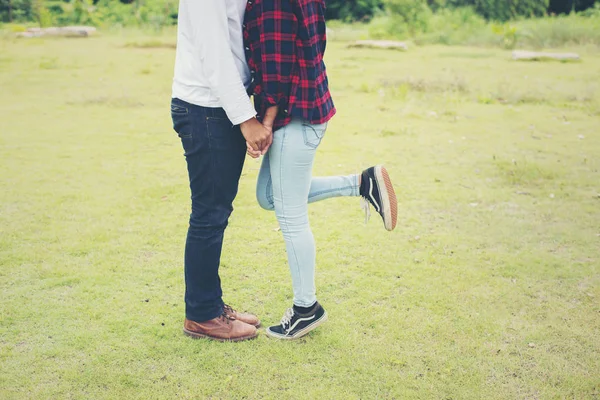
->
[359, 165, 398, 231]
[266, 302, 328, 340]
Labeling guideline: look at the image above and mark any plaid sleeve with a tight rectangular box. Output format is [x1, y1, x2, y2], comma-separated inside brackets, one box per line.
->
[258, 0, 298, 107]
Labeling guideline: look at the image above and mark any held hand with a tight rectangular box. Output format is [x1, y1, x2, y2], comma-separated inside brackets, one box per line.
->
[240, 117, 272, 155]
[256, 105, 278, 155]
[246, 142, 261, 158]
[262, 129, 273, 155]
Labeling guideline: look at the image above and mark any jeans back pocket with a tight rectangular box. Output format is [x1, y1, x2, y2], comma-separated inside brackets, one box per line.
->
[302, 122, 327, 149]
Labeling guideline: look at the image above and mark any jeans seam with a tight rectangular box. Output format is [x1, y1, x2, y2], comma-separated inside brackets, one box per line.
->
[266, 176, 274, 208]
[204, 115, 220, 219]
[308, 185, 355, 199]
[276, 126, 304, 299]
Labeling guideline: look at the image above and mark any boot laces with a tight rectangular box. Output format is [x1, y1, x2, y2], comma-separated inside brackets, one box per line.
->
[223, 304, 236, 316]
[220, 307, 236, 324]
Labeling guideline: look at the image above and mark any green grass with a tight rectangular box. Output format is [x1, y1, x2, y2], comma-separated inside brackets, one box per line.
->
[1, 30, 599, 399]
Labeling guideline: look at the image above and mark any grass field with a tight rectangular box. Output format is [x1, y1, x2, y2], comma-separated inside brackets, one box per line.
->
[1, 29, 599, 399]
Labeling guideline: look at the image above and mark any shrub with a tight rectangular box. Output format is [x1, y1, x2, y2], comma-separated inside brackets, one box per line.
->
[325, 0, 384, 21]
[474, 0, 550, 21]
[579, 2, 600, 15]
[382, 0, 433, 35]
[514, 11, 600, 47]
[417, 0, 552, 20]
[416, 6, 490, 44]
[369, 5, 600, 48]
[370, 4, 489, 43]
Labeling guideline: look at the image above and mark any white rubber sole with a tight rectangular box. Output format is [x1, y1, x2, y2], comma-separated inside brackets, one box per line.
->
[265, 311, 329, 340]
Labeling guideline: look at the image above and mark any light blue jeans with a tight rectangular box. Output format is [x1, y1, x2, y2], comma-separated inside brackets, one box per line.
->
[256, 118, 360, 307]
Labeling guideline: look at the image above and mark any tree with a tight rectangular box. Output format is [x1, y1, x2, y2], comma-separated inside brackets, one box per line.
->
[0, 0, 33, 22]
[325, 0, 384, 21]
[549, 0, 598, 13]
[425, 0, 550, 20]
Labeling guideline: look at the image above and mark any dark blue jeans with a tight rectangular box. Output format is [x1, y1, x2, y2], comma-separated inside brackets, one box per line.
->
[171, 98, 247, 322]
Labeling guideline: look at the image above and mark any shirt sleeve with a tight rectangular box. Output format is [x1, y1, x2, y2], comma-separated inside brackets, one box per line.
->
[190, 0, 256, 125]
[258, 0, 298, 108]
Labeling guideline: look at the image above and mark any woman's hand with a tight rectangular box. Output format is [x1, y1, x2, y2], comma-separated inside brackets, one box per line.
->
[246, 105, 278, 158]
[263, 106, 278, 132]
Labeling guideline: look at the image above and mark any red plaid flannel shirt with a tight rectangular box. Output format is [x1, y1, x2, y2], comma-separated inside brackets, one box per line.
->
[243, 0, 336, 130]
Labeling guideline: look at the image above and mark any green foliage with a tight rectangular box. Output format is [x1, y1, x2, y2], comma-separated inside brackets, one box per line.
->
[0, 0, 178, 27]
[515, 10, 600, 47]
[416, 6, 493, 44]
[426, 0, 449, 10]
[369, 6, 600, 48]
[394, 0, 553, 20]
[0, 0, 33, 22]
[360, 0, 594, 47]
[550, 0, 600, 14]
[371, 5, 489, 42]
[384, 0, 432, 34]
[32, 0, 54, 27]
[92, 0, 178, 28]
[1, 0, 598, 29]
[579, 1, 600, 15]
[473, 0, 550, 20]
[6, 22, 28, 31]
[70, 0, 94, 24]
[37, 6, 53, 26]
[491, 23, 519, 48]
[325, 0, 384, 21]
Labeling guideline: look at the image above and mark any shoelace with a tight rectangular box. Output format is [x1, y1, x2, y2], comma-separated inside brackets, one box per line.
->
[220, 311, 235, 325]
[223, 304, 236, 316]
[222, 305, 240, 324]
[280, 308, 295, 332]
[361, 197, 371, 225]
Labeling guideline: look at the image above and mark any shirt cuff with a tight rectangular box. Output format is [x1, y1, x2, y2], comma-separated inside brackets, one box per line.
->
[261, 93, 280, 108]
[225, 98, 257, 126]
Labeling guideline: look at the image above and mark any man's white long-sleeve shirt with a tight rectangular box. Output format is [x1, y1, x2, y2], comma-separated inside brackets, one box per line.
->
[172, 0, 256, 125]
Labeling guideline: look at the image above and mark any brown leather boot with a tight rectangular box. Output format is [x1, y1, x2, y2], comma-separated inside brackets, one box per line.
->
[223, 304, 261, 328]
[183, 313, 258, 342]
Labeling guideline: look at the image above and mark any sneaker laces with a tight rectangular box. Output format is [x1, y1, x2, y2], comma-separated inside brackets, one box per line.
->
[360, 197, 371, 225]
[280, 308, 294, 332]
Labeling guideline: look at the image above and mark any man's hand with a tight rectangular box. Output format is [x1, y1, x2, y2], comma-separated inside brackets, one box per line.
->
[240, 117, 272, 155]
[246, 142, 261, 158]
[243, 107, 279, 158]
